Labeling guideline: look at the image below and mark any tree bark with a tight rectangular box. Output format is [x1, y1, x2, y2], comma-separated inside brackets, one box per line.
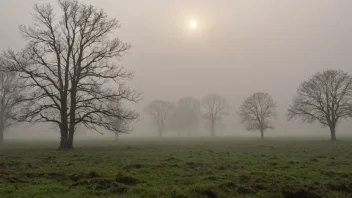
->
[0, 118, 4, 143]
[159, 128, 163, 137]
[0, 127, 3, 144]
[59, 96, 69, 150]
[330, 126, 337, 141]
[67, 128, 74, 149]
[211, 120, 215, 137]
[65, 82, 78, 150]
[59, 129, 68, 150]
[260, 129, 264, 139]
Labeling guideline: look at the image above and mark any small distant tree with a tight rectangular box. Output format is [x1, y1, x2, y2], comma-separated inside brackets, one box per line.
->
[288, 70, 352, 141]
[108, 102, 139, 141]
[170, 97, 200, 136]
[202, 94, 229, 136]
[238, 92, 277, 139]
[110, 118, 132, 141]
[0, 59, 24, 143]
[145, 100, 174, 137]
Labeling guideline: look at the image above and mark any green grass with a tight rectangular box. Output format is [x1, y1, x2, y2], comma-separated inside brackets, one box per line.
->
[1, 137, 352, 198]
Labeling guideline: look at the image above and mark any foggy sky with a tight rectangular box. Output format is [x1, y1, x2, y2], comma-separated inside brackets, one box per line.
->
[1, 0, 352, 139]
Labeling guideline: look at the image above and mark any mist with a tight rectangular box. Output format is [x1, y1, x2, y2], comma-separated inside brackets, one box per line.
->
[1, 0, 352, 140]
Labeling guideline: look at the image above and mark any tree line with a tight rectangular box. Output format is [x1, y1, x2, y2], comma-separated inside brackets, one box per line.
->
[145, 70, 352, 141]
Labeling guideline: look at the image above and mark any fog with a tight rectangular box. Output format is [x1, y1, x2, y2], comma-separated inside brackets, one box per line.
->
[1, 0, 352, 140]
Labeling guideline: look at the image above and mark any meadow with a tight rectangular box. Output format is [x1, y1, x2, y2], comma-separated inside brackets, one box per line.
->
[1, 138, 352, 198]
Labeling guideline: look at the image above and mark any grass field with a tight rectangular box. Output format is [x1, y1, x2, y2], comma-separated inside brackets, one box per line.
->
[1, 138, 352, 198]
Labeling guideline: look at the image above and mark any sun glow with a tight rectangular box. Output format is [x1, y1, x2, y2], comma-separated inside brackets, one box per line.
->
[189, 20, 198, 29]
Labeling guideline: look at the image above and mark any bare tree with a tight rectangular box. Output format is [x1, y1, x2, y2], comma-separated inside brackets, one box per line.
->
[288, 70, 352, 141]
[238, 92, 277, 139]
[202, 94, 229, 136]
[170, 97, 200, 136]
[145, 100, 174, 137]
[4, 0, 140, 150]
[108, 102, 138, 141]
[0, 59, 24, 143]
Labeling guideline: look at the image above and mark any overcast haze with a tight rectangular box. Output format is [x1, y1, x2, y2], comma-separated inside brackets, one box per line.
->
[1, 0, 352, 139]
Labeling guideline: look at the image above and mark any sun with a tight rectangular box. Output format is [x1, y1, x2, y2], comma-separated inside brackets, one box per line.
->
[189, 20, 198, 29]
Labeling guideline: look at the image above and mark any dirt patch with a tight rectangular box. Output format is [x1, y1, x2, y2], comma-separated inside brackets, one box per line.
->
[0, 162, 22, 168]
[248, 177, 270, 191]
[237, 185, 255, 195]
[326, 182, 352, 193]
[110, 185, 129, 194]
[202, 190, 217, 198]
[46, 172, 66, 180]
[186, 161, 205, 168]
[288, 161, 299, 165]
[282, 186, 322, 198]
[6, 177, 29, 184]
[269, 162, 279, 166]
[71, 178, 125, 192]
[310, 158, 319, 162]
[124, 163, 143, 170]
[25, 172, 45, 178]
[70, 171, 101, 182]
[115, 172, 140, 186]
[191, 186, 218, 198]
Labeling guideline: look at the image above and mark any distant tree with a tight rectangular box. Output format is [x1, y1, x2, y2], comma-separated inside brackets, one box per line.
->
[202, 94, 229, 136]
[4, 0, 140, 150]
[145, 100, 174, 137]
[108, 102, 139, 141]
[288, 70, 352, 141]
[238, 92, 277, 139]
[170, 97, 200, 136]
[110, 118, 131, 141]
[0, 59, 24, 143]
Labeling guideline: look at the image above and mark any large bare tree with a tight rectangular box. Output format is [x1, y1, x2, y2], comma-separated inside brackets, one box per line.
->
[145, 100, 174, 137]
[238, 92, 277, 139]
[202, 94, 229, 136]
[4, 0, 140, 149]
[0, 60, 24, 143]
[288, 70, 352, 141]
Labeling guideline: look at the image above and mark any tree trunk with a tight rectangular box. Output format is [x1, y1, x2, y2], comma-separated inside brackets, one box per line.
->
[115, 133, 119, 141]
[65, 82, 77, 150]
[330, 126, 337, 141]
[260, 129, 264, 139]
[67, 129, 74, 149]
[58, 131, 73, 150]
[0, 118, 4, 143]
[58, 123, 73, 150]
[211, 121, 215, 136]
[0, 126, 3, 144]
[59, 97, 69, 150]
[59, 129, 68, 150]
